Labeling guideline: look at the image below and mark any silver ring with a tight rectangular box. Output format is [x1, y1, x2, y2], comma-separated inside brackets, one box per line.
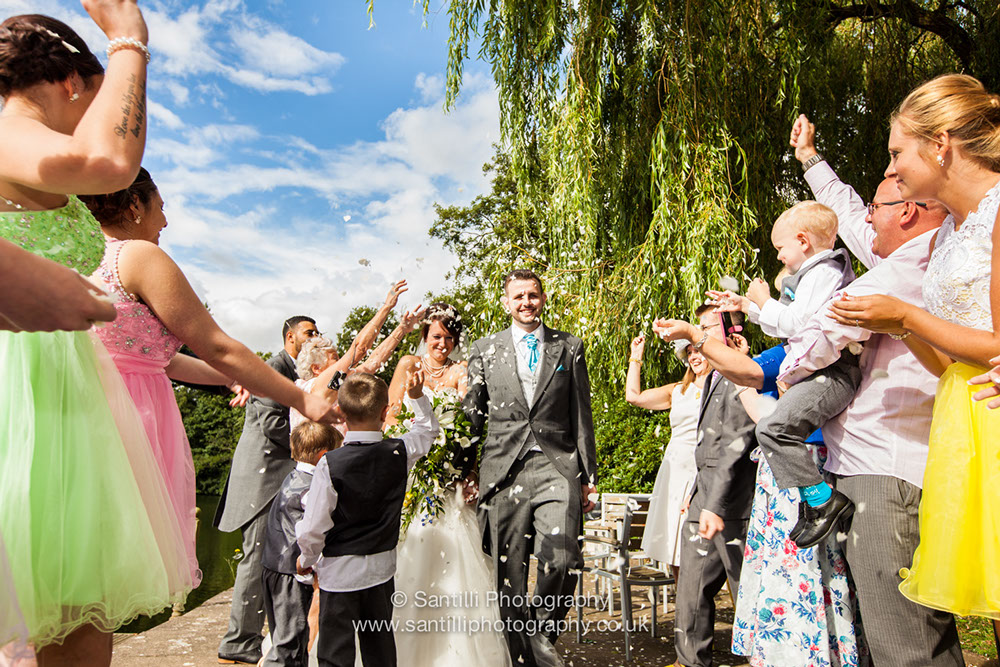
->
[854, 319, 860, 327]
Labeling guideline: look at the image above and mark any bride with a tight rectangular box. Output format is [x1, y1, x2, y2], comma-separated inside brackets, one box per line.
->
[384, 303, 512, 666]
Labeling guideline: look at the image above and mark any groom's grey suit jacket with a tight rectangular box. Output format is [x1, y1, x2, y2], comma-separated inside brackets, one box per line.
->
[463, 325, 597, 507]
[214, 350, 298, 532]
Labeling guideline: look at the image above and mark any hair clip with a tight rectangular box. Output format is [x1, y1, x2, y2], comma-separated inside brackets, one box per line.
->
[42, 27, 79, 53]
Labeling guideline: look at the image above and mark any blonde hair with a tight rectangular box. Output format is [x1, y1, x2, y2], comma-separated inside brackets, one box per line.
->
[296, 337, 337, 380]
[894, 74, 1000, 172]
[338, 372, 389, 423]
[290, 421, 342, 464]
[773, 200, 838, 249]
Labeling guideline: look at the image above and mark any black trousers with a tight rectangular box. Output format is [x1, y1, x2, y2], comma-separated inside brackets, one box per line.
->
[261, 567, 313, 667]
[317, 579, 395, 667]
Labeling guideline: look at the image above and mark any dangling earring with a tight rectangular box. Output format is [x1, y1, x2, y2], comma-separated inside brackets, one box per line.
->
[134, 214, 142, 226]
[69, 92, 80, 103]
[937, 155, 945, 167]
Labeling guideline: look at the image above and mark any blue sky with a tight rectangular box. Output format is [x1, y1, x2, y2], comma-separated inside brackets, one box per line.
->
[8, 0, 500, 352]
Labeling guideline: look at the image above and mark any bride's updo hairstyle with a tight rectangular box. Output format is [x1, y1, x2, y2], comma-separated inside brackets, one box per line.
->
[80, 167, 158, 226]
[0, 15, 103, 98]
[419, 303, 463, 343]
[894, 74, 1000, 171]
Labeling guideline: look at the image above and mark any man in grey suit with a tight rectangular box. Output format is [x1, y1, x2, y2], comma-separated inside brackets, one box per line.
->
[215, 316, 319, 664]
[464, 269, 597, 667]
[656, 306, 757, 667]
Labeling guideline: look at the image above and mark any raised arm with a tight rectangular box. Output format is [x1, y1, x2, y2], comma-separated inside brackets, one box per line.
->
[0, 1, 151, 194]
[791, 114, 877, 268]
[625, 334, 676, 410]
[118, 241, 334, 423]
[354, 306, 425, 375]
[340, 280, 408, 367]
[653, 318, 764, 389]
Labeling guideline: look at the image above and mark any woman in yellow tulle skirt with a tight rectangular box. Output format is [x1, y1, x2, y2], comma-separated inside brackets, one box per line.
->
[898, 363, 1000, 618]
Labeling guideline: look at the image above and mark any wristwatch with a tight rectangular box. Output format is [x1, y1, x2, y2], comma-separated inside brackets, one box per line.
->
[801, 153, 824, 172]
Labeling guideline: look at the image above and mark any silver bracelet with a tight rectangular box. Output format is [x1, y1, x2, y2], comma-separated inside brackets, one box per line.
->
[888, 331, 910, 340]
[801, 153, 824, 172]
[106, 37, 151, 63]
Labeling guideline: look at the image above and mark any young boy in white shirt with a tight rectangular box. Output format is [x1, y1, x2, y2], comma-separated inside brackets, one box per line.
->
[295, 370, 438, 667]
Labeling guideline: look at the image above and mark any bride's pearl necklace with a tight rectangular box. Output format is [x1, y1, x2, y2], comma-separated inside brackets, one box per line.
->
[421, 354, 452, 379]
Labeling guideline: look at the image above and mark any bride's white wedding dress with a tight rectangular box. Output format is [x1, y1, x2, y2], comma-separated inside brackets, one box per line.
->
[394, 485, 511, 666]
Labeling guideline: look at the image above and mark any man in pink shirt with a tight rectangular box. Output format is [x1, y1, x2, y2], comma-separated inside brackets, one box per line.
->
[785, 116, 963, 667]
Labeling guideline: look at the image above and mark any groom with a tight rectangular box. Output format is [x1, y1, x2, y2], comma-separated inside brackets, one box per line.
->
[464, 269, 597, 667]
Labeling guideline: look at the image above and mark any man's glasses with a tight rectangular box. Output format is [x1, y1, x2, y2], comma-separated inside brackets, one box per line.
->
[866, 200, 927, 216]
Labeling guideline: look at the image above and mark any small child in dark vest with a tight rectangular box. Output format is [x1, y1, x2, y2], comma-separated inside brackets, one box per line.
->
[260, 420, 343, 666]
[295, 370, 438, 667]
[709, 200, 861, 548]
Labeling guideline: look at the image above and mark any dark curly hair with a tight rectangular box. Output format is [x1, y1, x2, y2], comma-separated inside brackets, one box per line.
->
[419, 302, 463, 342]
[79, 167, 158, 227]
[0, 15, 103, 98]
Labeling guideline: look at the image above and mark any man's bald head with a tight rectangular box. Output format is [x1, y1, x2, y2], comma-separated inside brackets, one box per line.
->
[866, 177, 948, 258]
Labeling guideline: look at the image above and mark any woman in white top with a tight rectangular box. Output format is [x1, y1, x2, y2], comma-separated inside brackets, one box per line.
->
[625, 324, 710, 580]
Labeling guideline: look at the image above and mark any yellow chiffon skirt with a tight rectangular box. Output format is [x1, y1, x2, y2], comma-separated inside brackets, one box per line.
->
[899, 363, 1000, 619]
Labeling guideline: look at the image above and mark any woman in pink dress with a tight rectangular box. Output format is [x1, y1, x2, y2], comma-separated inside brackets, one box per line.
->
[81, 168, 335, 586]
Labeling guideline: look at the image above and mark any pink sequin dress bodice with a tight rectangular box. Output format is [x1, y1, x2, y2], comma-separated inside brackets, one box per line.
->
[94, 239, 184, 367]
[94, 238, 201, 586]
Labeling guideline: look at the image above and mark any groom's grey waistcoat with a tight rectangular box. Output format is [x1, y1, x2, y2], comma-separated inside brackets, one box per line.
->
[463, 325, 597, 502]
[215, 350, 298, 532]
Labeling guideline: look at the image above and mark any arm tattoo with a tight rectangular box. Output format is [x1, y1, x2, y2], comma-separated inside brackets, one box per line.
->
[113, 74, 147, 140]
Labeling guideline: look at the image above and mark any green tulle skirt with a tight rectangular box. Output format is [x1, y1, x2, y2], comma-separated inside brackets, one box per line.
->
[0, 329, 194, 648]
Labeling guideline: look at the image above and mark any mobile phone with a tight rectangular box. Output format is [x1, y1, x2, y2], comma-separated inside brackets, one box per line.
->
[327, 370, 347, 391]
[719, 311, 735, 337]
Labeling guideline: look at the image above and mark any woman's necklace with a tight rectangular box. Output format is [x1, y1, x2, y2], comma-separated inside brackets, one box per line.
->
[422, 354, 452, 379]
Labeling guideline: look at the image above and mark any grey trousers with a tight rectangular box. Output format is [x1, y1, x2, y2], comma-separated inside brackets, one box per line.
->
[674, 519, 747, 667]
[756, 354, 862, 489]
[261, 567, 312, 667]
[835, 475, 964, 667]
[218, 504, 271, 661]
[483, 450, 582, 667]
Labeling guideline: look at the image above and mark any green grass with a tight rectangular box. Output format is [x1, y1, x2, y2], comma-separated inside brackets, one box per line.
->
[957, 615, 997, 659]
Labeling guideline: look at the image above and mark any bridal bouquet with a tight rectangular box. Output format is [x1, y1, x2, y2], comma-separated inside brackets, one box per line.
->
[387, 387, 478, 535]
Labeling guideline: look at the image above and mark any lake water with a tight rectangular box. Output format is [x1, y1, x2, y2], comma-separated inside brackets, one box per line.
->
[119, 494, 242, 633]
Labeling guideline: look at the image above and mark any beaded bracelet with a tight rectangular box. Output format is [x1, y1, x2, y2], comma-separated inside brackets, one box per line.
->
[106, 37, 151, 63]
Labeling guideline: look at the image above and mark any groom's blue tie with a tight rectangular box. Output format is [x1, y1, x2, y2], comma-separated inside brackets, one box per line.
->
[524, 333, 539, 372]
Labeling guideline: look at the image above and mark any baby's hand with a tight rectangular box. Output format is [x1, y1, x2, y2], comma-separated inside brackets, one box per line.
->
[406, 368, 425, 399]
[746, 278, 772, 308]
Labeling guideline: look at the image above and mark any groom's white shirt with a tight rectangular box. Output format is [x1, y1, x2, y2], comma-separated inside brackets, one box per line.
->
[295, 395, 438, 592]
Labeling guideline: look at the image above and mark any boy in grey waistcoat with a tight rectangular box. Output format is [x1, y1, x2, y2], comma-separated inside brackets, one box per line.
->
[260, 421, 343, 667]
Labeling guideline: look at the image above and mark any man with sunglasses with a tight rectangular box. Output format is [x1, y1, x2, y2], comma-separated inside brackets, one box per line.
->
[787, 116, 961, 667]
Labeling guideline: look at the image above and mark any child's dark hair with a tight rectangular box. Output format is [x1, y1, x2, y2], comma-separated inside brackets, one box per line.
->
[338, 372, 390, 423]
[291, 421, 342, 463]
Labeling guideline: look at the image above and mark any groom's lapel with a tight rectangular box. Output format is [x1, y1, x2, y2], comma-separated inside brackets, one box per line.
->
[497, 327, 529, 410]
[531, 326, 564, 410]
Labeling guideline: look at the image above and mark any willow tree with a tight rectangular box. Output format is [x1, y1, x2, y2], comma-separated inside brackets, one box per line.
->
[422, 0, 998, 395]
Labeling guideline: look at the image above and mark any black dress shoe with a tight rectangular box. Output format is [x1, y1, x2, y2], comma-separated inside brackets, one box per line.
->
[218, 655, 260, 665]
[791, 490, 854, 549]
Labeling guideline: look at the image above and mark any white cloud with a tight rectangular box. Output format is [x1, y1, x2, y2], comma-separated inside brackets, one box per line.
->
[230, 21, 346, 78]
[149, 100, 185, 130]
[153, 73, 500, 353]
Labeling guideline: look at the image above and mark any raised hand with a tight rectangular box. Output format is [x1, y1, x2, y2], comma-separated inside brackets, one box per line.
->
[383, 279, 408, 310]
[652, 317, 698, 342]
[82, 0, 149, 42]
[728, 333, 750, 355]
[400, 304, 427, 333]
[406, 368, 425, 399]
[706, 289, 747, 313]
[746, 278, 772, 308]
[790, 114, 818, 164]
[630, 334, 645, 359]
